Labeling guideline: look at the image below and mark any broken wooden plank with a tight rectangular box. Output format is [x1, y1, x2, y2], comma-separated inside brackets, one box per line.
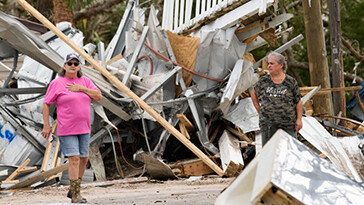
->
[6, 163, 69, 190]
[177, 114, 195, 131]
[172, 158, 214, 177]
[226, 126, 252, 144]
[40, 142, 52, 172]
[89, 143, 106, 181]
[17, 0, 224, 176]
[179, 121, 191, 140]
[5, 158, 30, 181]
[209, 123, 222, 143]
[17, 167, 37, 174]
[300, 86, 362, 95]
[218, 131, 244, 176]
[1, 180, 19, 184]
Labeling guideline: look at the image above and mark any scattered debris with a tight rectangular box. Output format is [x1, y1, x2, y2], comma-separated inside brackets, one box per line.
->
[0, 1, 363, 202]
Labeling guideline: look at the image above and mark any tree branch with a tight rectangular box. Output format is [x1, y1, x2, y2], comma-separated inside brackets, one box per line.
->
[73, 0, 124, 22]
[341, 37, 364, 62]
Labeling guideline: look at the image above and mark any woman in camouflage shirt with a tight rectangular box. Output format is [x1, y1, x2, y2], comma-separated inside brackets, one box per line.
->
[251, 52, 303, 146]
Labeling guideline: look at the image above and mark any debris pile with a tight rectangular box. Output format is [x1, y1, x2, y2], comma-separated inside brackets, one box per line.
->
[0, 0, 363, 199]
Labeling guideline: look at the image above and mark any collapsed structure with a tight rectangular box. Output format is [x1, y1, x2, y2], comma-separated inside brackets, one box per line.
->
[0, 0, 363, 202]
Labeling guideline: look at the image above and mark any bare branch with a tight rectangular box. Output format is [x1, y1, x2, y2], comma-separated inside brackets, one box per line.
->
[341, 37, 364, 62]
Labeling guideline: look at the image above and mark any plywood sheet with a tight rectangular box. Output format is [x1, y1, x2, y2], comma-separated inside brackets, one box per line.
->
[166, 31, 200, 92]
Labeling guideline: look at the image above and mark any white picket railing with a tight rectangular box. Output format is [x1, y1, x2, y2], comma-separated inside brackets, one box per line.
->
[162, 0, 241, 33]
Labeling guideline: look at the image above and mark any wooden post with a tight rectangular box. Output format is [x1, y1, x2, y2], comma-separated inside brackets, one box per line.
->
[16, 0, 224, 176]
[328, 0, 346, 117]
[302, 0, 333, 116]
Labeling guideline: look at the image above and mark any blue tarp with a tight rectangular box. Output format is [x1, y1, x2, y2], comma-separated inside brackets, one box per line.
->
[347, 81, 364, 121]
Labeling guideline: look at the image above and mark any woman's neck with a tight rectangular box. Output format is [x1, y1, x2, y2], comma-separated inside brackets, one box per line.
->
[65, 73, 77, 79]
[270, 72, 285, 84]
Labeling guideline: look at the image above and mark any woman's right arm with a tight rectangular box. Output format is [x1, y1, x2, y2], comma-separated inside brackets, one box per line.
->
[251, 89, 261, 114]
[41, 103, 52, 140]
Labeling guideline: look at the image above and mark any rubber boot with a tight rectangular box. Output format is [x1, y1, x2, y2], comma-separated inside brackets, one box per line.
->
[69, 178, 87, 203]
[67, 178, 87, 201]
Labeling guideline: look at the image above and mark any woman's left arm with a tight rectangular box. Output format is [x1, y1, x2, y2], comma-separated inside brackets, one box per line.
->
[66, 82, 102, 101]
[295, 99, 303, 132]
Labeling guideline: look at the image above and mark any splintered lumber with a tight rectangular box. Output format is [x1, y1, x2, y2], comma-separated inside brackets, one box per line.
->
[17, 167, 37, 174]
[172, 158, 214, 177]
[226, 126, 252, 144]
[260, 186, 301, 205]
[1, 180, 19, 184]
[300, 86, 362, 95]
[209, 123, 222, 143]
[89, 143, 107, 181]
[17, 0, 224, 176]
[4, 158, 30, 181]
[179, 121, 191, 140]
[41, 142, 52, 172]
[218, 131, 244, 177]
[6, 163, 69, 190]
[177, 114, 195, 131]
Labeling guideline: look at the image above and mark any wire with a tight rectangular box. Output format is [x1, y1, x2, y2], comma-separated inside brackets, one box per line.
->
[132, 100, 152, 154]
[105, 127, 123, 177]
[137, 55, 154, 75]
[143, 42, 225, 82]
[111, 122, 144, 170]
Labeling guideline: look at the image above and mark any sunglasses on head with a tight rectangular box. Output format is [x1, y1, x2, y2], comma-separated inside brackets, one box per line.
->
[67, 62, 79, 66]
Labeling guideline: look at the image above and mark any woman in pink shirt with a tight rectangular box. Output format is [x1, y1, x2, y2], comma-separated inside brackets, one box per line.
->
[41, 53, 102, 203]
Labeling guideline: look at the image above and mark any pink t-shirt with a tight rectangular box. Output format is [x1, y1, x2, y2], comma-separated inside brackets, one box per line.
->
[44, 76, 100, 136]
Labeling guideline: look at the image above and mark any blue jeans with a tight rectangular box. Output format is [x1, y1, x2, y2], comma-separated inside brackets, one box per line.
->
[261, 125, 296, 146]
[59, 133, 90, 157]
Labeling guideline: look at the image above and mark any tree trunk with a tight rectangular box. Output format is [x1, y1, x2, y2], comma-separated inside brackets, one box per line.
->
[302, 0, 333, 116]
[328, 0, 346, 118]
[53, 0, 73, 25]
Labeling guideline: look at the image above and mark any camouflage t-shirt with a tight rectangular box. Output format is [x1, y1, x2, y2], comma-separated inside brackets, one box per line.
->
[254, 74, 301, 128]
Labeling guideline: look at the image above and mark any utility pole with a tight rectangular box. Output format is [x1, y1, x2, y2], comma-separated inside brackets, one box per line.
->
[302, 0, 333, 116]
[328, 0, 346, 117]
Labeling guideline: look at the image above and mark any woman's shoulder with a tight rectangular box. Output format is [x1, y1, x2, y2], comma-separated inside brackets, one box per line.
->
[50, 76, 65, 84]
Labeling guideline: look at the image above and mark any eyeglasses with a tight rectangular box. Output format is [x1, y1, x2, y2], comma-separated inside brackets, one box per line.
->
[67, 62, 79, 66]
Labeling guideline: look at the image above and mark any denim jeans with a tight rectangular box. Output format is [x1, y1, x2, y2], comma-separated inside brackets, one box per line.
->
[59, 133, 90, 157]
[261, 124, 296, 146]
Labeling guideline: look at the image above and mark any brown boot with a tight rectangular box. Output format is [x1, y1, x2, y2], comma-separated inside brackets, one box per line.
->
[69, 178, 87, 203]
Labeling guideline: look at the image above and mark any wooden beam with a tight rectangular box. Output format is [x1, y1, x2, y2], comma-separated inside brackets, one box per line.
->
[1, 180, 19, 184]
[300, 86, 362, 93]
[209, 123, 222, 143]
[226, 126, 252, 144]
[15, 0, 224, 176]
[176, 114, 195, 131]
[89, 143, 107, 181]
[179, 121, 191, 140]
[5, 158, 30, 181]
[40, 142, 53, 172]
[18, 167, 37, 174]
[6, 163, 69, 190]
[172, 158, 214, 177]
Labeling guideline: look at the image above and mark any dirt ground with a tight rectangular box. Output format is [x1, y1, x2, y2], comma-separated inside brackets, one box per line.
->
[0, 177, 233, 204]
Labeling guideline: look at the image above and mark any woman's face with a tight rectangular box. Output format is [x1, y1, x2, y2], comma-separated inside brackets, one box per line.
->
[267, 56, 283, 75]
[63, 59, 80, 75]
